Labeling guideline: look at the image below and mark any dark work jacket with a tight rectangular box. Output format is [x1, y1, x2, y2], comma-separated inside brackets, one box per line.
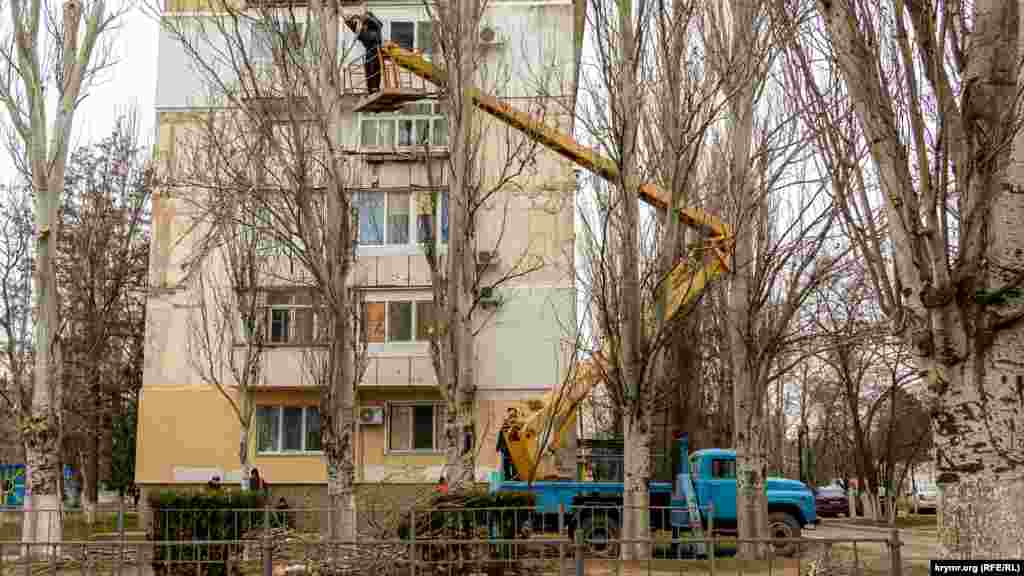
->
[357, 14, 383, 64]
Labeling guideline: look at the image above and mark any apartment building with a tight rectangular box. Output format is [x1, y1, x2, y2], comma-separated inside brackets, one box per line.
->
[135, 0, 582, 506]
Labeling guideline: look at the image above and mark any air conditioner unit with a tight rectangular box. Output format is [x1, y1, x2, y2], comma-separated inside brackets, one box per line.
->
[476, 250, 498, 271]
[478, 285, 502, 308]
[479, 25, 505, 46]
[358, 405, 385, 425]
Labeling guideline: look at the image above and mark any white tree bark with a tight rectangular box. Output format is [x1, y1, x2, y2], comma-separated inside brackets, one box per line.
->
[612, 0, 651, 558]
[436, 0, 482, 489]
[724, 0, 768, 557]
[805, 0, 1024, 557]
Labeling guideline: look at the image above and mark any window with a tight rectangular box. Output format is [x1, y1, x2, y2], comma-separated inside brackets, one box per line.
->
[256, 406, 322, 453]
[391, 21, 415, 50]
[415, 300, 436, 340]
[240, 205, 286, 257]
[264, 290, 317, 345]
[389, 19, 433, 55]
[388, 403, 445, 452]
[251, 21, 317, 62]
[359, 102, 448, 149]
[711, 459, 736, 479]
[363, 299, 436, 343]
[356, 189, 448, 246]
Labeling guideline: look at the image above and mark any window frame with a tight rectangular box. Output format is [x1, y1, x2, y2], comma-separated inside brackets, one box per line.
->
[362, 294, 436, 349]
[249, 16, 318, 65]
[710, 458, 736, 479]
[387, 18, 433, 55]
[255, 405, 323, 455]
[248, 289, 320, 346]
[385, 401, 446, 454]
[358, 102, 448, 151]
[355, 188, 449, 252]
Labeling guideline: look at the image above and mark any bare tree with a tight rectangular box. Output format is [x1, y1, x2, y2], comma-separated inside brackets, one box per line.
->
[574, 0, 763, 558]
[0, 182, 33, 466]
[780, 0, 1024, 554]
[573, 0, 655, 558]
[871, 382, 932, 523]
[812, 269, 897, 520]
[416, 0, 566, 488]
[151, 0, 369, 539]
[0, 0, 122, 545]
[696, 0, 844, 556]
[57, 114, 152, 522]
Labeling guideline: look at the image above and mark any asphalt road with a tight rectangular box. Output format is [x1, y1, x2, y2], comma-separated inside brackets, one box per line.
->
[806, 518, 942, 565]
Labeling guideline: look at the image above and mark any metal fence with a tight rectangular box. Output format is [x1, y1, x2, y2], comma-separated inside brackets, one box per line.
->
[0, 505, 907, 576]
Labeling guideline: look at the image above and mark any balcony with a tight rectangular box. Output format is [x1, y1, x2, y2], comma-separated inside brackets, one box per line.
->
[243, 0, 364, 8]
[240, 63, 311, 113]
[361, 354, 437, 387]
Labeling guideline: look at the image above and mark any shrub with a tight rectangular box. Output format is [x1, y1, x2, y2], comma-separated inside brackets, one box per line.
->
[148, 489, 267, 576]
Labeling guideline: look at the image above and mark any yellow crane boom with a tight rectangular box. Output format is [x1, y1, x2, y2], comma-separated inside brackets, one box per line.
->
[374, 42, 733, 482]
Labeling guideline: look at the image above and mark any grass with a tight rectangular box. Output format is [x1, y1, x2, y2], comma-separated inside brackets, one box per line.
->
[824, 514, 938, 530]
[0, 512, 141, 542]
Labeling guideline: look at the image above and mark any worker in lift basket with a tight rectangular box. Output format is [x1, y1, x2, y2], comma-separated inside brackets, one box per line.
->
[346, 12, 384, 94]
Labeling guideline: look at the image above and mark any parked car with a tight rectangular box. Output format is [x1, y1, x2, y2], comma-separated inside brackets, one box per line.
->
[814, 486, 849, 517]
[911, 484, 939, 514]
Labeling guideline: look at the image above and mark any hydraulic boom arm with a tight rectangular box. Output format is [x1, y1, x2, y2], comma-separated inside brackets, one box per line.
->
[378, 42, 733, 482]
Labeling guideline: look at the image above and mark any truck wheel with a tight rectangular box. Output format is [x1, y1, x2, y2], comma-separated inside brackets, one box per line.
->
[579, 515, 620, 558]
[768, 512, 802, 557]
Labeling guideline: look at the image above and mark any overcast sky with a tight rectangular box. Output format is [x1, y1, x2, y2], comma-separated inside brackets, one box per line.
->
[0, 0, 159, 181]
[71, 1, 159, 154]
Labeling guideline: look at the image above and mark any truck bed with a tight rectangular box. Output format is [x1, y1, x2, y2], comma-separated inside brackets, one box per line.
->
[488, 478, 674, 515]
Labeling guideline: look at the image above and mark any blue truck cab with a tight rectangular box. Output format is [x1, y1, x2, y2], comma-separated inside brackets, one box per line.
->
[672, 448, 817, 549]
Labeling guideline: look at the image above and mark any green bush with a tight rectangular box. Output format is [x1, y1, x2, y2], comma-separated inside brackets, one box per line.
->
[148, 490, 267, 576]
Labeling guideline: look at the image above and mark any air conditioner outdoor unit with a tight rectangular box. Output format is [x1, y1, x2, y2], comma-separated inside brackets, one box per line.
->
[358, 405, 385, 425]
[478, 285, 502, 307]
[479, 25, 504, 46]
[476, 250, 498, 270]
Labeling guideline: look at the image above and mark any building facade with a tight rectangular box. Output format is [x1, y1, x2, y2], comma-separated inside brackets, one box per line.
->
[135, 0, 582, 509]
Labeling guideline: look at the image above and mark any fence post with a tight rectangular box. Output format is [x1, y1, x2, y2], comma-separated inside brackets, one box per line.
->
[119, 496, 126, 576]
[558, 504, 566, 576]
[575, 527, 584, 576]
[410, 508, 417, 576]
[889, 528, 903, 576]
[708, 503, 715, 571]
[263, 502, 272, 576]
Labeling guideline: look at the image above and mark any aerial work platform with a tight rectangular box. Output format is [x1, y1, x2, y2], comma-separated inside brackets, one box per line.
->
[346, 12, 437, 113]
[348, 57, 439, 113]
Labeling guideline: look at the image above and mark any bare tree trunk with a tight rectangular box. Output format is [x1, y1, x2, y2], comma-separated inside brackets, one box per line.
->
[85, 382, 100, 523]
[775, 381, 785, 475]
[321, 168, 357, 540]
[437, 0, 481, 490]
[23, 170, 65, 551]
[615, 0, 649, 556]
[239, 389, 252, 490]
[727, 3, 767, 554]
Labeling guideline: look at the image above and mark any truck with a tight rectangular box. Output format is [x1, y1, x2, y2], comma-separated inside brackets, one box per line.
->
[489, 432, 817, 557]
